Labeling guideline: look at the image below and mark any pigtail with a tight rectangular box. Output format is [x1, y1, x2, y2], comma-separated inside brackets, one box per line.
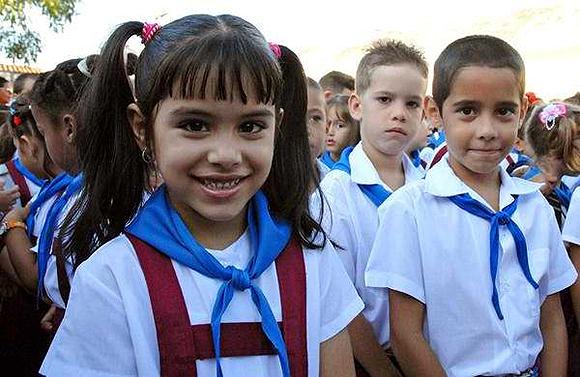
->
[264, 45, 328, 250]
[559, 106, 580, 173]
[60, 22, 147, 269]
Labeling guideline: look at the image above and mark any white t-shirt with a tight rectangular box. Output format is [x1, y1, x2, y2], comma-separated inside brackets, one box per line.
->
[366, 158, 578, 377]
[563, 188, 580, 245]
[40, 231, 363, 376]
[320, 142, 424, 345]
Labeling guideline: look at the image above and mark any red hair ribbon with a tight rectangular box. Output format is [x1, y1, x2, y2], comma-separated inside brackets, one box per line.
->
[268, 43, 282, 59]
[141, 22, 161, 44]
[525, 92, 540, 106]
[12, 115, 22, 127]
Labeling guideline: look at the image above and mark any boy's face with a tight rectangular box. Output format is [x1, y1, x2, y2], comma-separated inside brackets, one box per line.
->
[350, 64, 426, 158]
[431, 66, 526, 180]
[306, 87, 327, 158]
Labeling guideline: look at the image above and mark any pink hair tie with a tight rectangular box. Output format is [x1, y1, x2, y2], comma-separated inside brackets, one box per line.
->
[269, 43, 282, 59]
[141, 22, 161, 44]
[539, 102, 567, 130]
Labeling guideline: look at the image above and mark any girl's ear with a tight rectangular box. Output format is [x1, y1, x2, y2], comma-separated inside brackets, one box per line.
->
[18, 135, 40, 159]
[424, 96, 443, 130]
[63, 114, 76, 144]
[127, 103, 147, 150]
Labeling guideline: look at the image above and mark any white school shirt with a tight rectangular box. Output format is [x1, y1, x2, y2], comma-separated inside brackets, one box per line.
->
[320, 142, 424, 345]
[366, 158, 578, 377]
[0, 162, 42, 210]
[317, 159, 331, 181]
[40, 231, 364, 377]
[562, 188, 580, 246]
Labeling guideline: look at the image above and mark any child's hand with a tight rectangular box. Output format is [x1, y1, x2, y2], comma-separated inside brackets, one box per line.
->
[0, 183, 20, 212]
[40, 304, 58, 332]
[4, 206, 26, 224]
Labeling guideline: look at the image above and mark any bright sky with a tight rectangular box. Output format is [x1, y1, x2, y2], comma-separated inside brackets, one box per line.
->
[7, 0, 580, 100]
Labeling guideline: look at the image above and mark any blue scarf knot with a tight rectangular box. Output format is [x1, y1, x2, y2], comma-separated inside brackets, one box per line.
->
[127, 186, 293, 377]
[448, 193, 539, 320]
[333, 146, 392, 207]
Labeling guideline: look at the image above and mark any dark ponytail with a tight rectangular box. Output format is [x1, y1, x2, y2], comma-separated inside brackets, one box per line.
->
[60, 22, 147, 268]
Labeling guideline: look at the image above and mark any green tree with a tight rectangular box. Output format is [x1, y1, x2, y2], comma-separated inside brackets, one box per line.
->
[0, 0, 79, 64]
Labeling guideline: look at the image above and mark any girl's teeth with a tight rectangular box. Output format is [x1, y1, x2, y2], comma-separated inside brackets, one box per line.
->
[202, 178, 241, 190]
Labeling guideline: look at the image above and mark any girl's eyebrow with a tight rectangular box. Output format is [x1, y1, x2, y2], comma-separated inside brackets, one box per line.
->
[168, 107, 275, 118]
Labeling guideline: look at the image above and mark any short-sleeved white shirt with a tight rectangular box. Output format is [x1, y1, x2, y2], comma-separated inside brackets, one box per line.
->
[317, 159, 331, 181]
[366, 158, 578, 377]
[40, 231, 363, 377]
[0, 162, 42, 210]
[320, 142, 424, 345]
[563, 188, 580, 245]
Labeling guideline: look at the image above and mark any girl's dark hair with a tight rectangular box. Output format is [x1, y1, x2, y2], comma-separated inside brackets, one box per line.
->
[433, 35, 525, 111]
[29, 56, 99, 125]
[0, 123, 16, 163]
[61, 15, 327, 269]
[326, 94, 361, 145]
[6, 95, 55, 177]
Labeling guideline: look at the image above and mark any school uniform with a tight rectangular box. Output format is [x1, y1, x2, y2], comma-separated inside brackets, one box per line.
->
[320, 142, 424, 346]
[366, 157, 578, 377]
[317, 159, 331, 181]
[40, 188, 363, 377]
[0, 157, 44, 209]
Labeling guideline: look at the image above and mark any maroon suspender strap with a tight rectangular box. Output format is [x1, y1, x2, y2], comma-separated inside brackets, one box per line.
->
[6, 160, 32, 206]
[129, 235, 198, 377]
[428, 144, 448, 169]
[276, 237, 308, 376]
[505, 154, 515, 167]
[128, 234, 308, 377]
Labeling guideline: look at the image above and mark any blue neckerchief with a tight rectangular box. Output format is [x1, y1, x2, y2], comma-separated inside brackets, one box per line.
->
[25, 173, 74, 238]
[36, 174, 83, 301]
[126, 186, 292, 377]
[448, 194, 539, 320]
[333, 146, 392, 207]
[522, 165, 541, 181]
[554, 182, 572, 210]
[409, 150, 422, 168]
[319, 151, 336, 169]
[13, 158, 46, 187]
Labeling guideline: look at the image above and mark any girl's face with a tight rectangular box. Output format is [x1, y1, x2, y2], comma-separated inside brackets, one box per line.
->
[433, 67, 526, 181]
[325, 106, 358, 159]
[14, 134, 50, 179]
[151, 95, 276, 230]
[30, 106, 76, 173]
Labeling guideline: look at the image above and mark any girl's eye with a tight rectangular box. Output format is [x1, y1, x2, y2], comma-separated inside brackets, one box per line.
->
[336, 122, 346, 129]
[377, 96, 391, 104]
[180, 119, 208, 132]
[239, 121, 264, 134]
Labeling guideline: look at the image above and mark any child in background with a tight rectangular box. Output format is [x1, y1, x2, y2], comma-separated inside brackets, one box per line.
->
[321, 39, 427, 377]
[405, 117, 431, 171]
[367, 35, 576, 377]
[526, 101, 580, 376]
[307, 78, 330, 180]
[320, 94, 360, 170]
[319, 71, 355, 101]
[41, 15, 362, 377]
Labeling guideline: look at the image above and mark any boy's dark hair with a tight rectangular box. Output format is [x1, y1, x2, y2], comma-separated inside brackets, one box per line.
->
[61, 15, 327, 270]
[433, 35, 525, 111]
[13, 73, 38, 95]
[319, 71, 354, 94]
[356, 39, 428, 95]
[307, 77, 321, 91]
[29, 56, 99, 125]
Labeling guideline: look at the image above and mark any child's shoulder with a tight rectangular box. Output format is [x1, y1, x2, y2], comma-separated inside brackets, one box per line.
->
[78, 234, 139, 278]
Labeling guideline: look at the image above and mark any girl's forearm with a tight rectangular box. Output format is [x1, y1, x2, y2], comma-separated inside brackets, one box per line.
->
[5, 228, 37, 293]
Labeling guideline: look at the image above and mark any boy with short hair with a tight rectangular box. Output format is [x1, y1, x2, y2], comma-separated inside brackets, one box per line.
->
[321, 39, 428, 376]
[319, 71, 355, 101]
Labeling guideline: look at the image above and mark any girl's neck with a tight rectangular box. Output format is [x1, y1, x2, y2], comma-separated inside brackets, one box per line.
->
[330, 151, 341, 162]
[170, 195, 247, 250]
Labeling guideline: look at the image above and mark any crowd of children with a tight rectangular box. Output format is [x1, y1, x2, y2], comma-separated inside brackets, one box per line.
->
[0, 13, 578, 377]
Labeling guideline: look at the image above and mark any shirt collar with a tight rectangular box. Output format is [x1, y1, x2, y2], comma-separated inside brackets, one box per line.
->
[349, 142, 425, 189]
[425, 156, 541, 208]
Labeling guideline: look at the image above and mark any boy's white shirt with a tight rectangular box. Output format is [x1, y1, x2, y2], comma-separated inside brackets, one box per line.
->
[40, 227, 364, 376]
[320, 141, 424, 346]
[366, 157, 577, 377]
[563, 188, 580, 245]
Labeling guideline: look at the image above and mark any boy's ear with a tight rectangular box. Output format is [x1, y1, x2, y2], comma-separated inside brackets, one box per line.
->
[424, 96, 443, 129]
[127, 103, 147, 150]
[63, 114, 76, 144]
[519, 95, 529, 125]
[323, 90, 334, 101]
[349, 93, 363, 121]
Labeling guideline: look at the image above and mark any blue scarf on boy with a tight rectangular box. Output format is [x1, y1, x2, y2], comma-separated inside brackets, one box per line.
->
[448, 194, 539, 320]
[36, 174, 83, 301]
[333, 146, 392, 207]
[553, 182, 572, 211]
[126, 186, 293, 377]
[13, 158, 46, 187]
[25, 173, 74, 238]
[319, 150, 336, 169]
[409, 150, 422, 168]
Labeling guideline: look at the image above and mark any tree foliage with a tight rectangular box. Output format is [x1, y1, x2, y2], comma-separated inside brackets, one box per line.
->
[0, 0, 79, 64]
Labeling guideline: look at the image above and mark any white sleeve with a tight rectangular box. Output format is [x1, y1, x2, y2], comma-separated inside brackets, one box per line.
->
[365, 194, 425, 303]
[543, 202, 578, 299]
[316, 242, 364, 342]
[562, 189, 580, 246]
[40, 261, 139, 377]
